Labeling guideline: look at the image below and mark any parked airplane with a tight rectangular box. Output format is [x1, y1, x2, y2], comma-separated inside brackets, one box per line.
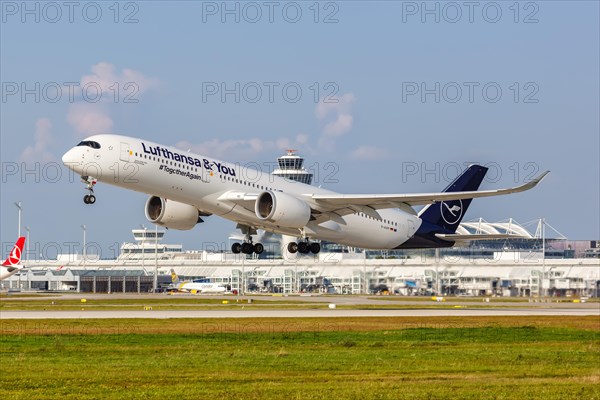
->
[168, 269, 228, 294]
[1, 237, 26, 281]
[62, 135, 548, 254]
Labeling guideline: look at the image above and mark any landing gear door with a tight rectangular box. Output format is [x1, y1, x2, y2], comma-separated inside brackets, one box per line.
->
[120, 142, 131, 162]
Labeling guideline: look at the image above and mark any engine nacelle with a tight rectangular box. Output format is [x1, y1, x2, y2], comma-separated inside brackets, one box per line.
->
[145, 196, 200, 230]
[255, 191, 311, 228]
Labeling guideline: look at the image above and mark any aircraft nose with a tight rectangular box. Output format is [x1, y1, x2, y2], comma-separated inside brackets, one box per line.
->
[62, 148, 79, 166]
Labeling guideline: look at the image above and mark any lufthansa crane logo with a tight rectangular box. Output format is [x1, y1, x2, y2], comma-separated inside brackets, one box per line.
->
[440, 199, 463, 225]
[6, 246, 21, 266]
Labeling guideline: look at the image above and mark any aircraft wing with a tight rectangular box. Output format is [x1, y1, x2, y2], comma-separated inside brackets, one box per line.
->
[309, 171, 548, 223]
[312, 171, 548, 208]
[216, 172, 548, 225]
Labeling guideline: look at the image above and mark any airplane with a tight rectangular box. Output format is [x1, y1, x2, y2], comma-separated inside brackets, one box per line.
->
[168, 269, 228, 294]
[62, 135, 549, 255]
[1, 237, 26, 281]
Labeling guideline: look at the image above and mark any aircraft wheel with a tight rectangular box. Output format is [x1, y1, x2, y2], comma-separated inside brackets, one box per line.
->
[287, 242, 298, 254]
[231, 243, 242, 254]
[310, 242, 321, 254]
[88, 195, 96, 204]
[241, 242, 254, 254]
[298, 241, 310, 254]
[253, 243, 264, 254]
[83, 195, 90, 204]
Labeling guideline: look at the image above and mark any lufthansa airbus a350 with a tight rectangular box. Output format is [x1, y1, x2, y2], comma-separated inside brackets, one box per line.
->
[62, 135, 548, 255]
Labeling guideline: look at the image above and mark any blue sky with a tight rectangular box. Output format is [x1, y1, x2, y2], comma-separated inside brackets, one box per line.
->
[1, 1, 598, 258]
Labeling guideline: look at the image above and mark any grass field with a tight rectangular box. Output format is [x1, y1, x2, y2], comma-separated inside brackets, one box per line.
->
[1, 317, 598, 399]
[2, 294, 595, 311]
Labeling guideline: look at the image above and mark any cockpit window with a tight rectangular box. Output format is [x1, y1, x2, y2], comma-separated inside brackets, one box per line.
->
[77, 140, 101, 149]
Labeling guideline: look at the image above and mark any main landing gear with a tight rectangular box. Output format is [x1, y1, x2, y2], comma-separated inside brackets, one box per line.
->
[231, 241, 264, 255]
[287, 241, 320, 254]
[81, 176, 97, 204]
[231, 225, 264, 255]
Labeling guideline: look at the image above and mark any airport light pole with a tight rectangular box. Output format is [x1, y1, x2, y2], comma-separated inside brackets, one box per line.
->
[154, 224, 158, 292]
[541, 218, 546, 300]
[81, 225, 86, 269]
[24, 226, 30, 290]
[435, 248, 440, 297]
[25, 226, 30, 263]
[15, 205, 23, 290]
[14, 202, 22, 238]
[241, 255, 245, 296]
[140, 225, 146, 271]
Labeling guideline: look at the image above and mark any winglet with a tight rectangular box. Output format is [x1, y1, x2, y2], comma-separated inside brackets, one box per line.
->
[531, 170, 550, 186]
[500, 170, 550, 195]
[2, 237, 26, 267]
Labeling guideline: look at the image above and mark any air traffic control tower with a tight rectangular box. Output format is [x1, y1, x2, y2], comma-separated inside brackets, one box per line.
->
[272, 150, 313, 184]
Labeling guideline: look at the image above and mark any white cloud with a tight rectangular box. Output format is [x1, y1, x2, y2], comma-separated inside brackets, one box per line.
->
[67, 103, 113, 136]
[80, 62, 159, 98]
[65, 62, 157, 136]
[323, 113, 353, 137]
[316, 93, 356, 138]
[19, 118, 56, 162]
[296, 133, 309, 145]
[174, 133, 312, 161]
[350, 145, 389, 160]
[315, 93, 356, 119]
[315, 93, 356, 150]
[175, 138, 274, 160]
[275, 133, 311, 153]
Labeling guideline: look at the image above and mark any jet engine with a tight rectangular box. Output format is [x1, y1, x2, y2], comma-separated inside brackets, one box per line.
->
[255, 191, 311, 228]
[145, 196, 201, 230]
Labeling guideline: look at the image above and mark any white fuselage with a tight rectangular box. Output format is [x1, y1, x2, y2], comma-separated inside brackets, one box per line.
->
[177, 282, 227, 293]
[0, 266, 22, 281]
[62, 134, 421, 249]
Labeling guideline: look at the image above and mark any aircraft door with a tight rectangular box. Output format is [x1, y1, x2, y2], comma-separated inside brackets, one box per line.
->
[120, 142, 131, 162]
[407, 219, 416, 238]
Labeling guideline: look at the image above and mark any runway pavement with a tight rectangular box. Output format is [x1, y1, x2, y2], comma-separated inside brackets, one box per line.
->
[1, 307, 598, 319]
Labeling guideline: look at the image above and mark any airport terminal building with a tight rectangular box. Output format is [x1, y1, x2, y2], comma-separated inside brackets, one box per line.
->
[3, 225, 599, 297]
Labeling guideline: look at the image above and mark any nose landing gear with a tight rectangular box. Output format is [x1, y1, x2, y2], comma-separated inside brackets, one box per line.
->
[81, 176, 97, 204]
[83, 194, 96, 204]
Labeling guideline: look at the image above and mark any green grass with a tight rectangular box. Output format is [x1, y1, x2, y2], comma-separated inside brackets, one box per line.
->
[0, 297, 317, 311]
[4, 295, 595, 311]
[1, 318, 598, 399]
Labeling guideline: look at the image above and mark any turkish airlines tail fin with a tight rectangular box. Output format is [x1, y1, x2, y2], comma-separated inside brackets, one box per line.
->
[418, 165, 488, 233]
[2, 237, 26, 267]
